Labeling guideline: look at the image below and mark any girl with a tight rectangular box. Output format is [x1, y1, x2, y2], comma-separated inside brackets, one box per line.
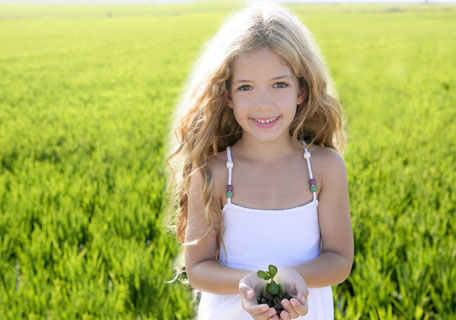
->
[166, 3, 353, 320]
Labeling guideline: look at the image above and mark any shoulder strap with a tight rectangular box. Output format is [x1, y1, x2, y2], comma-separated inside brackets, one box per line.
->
[301, 141, 317, 201]
[226, 146, 234, 204]
[227, 143, 316, 204]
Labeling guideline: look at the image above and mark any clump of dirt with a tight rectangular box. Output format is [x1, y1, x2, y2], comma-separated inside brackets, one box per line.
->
[258, 290, 293, 315]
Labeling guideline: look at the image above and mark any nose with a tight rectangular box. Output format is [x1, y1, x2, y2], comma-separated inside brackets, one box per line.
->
[253, 87, 274, 109]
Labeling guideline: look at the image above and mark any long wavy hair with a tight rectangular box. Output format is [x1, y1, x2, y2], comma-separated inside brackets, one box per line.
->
[164, 2, 346, 284]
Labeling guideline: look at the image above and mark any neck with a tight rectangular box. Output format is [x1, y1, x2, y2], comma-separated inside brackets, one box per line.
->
[233, 135, 303, 163]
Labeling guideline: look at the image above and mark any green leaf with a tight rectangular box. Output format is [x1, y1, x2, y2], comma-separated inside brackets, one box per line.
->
[267, 281, 279, 295]
[278, 284, 284, 294]
[268, 265, 278, 279]
[257, 270, 269, 280]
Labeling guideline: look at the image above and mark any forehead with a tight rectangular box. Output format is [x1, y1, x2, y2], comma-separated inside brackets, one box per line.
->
[231, 48, 294, 79]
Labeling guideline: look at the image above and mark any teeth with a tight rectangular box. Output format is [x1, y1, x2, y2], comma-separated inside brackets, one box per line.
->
[254, 117, 278, 124]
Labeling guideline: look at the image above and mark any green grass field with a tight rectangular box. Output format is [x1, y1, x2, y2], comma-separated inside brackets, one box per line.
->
[0, 2, 455, 319]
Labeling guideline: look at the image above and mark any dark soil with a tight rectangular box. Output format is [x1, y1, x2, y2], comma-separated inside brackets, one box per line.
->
[258, 291, 293, 315]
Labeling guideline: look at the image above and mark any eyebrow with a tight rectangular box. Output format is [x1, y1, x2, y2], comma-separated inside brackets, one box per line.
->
[232, 75, 292, 84]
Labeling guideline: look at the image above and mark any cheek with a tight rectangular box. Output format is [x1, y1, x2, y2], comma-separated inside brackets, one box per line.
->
[280, 94, 299, 108]
[231, 95, 251, 109]
[232, 107, 246, 120]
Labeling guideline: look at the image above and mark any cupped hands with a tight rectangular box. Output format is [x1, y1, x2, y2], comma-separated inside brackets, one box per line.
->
[239, 268, 309, 320]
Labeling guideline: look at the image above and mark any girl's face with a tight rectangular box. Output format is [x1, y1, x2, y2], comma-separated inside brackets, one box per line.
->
[228, 48, 304, 145]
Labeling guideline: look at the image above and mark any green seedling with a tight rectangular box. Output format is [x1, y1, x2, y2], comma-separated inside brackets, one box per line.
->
[256, 264, 284, 296]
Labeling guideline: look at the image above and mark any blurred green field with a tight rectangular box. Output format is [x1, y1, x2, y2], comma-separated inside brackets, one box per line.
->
[0, 2, 455, 319]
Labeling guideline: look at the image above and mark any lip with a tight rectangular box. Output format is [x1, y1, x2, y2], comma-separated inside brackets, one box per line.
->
[250, 116, 280, 129]
[253, 116, 279, 121]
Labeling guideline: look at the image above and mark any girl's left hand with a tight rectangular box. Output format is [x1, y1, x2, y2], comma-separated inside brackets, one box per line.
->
[275, 267, 309, 320]
[239, 273, 280, 320]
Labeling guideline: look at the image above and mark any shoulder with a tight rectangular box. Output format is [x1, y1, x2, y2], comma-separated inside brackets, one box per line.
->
[207, 150, 228, 208]
[311, 145, 346, 169]
[208, 150, 228, 177]
[308, 145, 347, 189]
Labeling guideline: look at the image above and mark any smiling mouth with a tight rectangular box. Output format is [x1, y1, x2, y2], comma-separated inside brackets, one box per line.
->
[252, 116, 279, 124]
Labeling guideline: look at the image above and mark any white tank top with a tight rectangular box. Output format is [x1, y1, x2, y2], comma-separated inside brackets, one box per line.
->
[197, 140, 334, 320]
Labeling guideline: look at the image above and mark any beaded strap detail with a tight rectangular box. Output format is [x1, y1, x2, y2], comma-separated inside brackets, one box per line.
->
[226, 147, 233, 202]
[225, 141, 317, 204]
[302, 141, 317, 201]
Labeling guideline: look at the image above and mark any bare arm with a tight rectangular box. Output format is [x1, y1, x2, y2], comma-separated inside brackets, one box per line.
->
[188, 260, 253, 294]
[279, 149, 354, 288]
[184, 161, 252, 294]
[279, 252, 351, 288]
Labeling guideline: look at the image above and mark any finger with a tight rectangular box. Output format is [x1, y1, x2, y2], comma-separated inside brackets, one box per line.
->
[241, 297, 271, 316]
[282, 298, 304, 319]
[282, 299, 299, 318]
[299, 292, 308, 305]
[239, 284, 255, 299]
[301, 298, 309, 316]
[263, 308, 278, 320]
[296, 284, 309, 304]
[279, 309, 290, 320]
[290, 298, 308, 317]
[292, 291, 308, 306]
[288, 298, 302, 319]
[254, 307, 278, 320]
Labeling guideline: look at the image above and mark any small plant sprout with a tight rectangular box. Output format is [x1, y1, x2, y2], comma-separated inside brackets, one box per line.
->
[257, 264, 284, 296]
[256, 264, 293, 315]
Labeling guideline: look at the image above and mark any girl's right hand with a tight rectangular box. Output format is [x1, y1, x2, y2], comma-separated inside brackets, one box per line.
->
[239, 273, 280, 320]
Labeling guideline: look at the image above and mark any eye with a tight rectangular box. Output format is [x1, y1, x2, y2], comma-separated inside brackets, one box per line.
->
[238, 85, 252, 91]
[274, 82, 289, 88]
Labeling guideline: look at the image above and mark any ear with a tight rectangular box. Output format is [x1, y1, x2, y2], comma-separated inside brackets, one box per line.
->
[226, 91, 233, 109]
[297, 88, 307, 105]
[297, 92, 305, 105]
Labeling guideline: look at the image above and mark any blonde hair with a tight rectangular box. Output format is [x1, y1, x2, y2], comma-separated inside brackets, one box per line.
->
[165, 2, 346, 281]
